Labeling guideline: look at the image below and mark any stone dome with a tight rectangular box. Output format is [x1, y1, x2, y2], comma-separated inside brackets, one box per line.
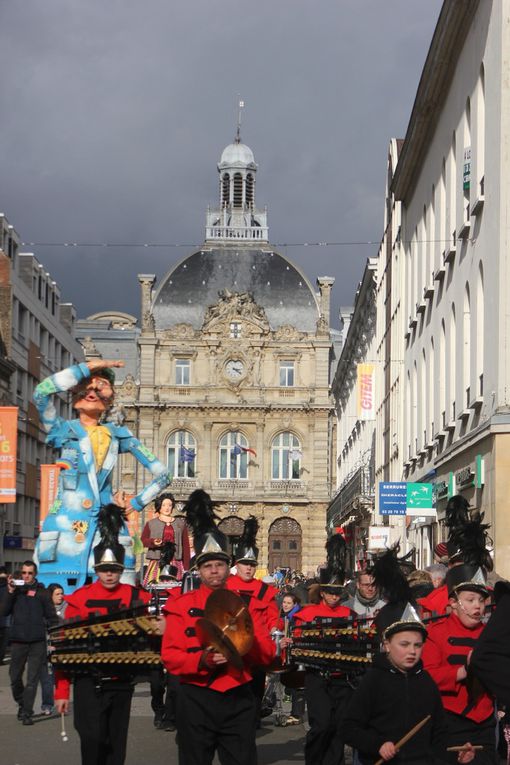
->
[152, 247, 319, 333]
[219, 141, 256, 169]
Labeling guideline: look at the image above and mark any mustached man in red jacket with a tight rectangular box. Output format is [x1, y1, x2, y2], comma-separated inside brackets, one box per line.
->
[161, 490, 275, 765]
[54, 506, 152, 765]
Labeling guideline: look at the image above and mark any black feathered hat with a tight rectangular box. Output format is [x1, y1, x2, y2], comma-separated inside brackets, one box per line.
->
[235, 516, 259, 564]
[444, 497, 492, 597]
[372, 544, 427, 640]
[319, 533, 346, 591]
[184, 489, 231, 565]
[93, 504, 126, 570]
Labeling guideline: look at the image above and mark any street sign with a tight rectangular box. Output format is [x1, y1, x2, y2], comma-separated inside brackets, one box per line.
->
[379, 482, 407, 515]
[406, 482, 435, 516]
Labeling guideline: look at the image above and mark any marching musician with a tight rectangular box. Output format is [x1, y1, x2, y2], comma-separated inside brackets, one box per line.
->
[293, 533, 354, 765]
[344, 601, 474, 764]
[421, 565, 495, 764]
[226, 516, 279, 724]
[54, 505, 152, 765]
[421, 505, 496, 764]
[226, 516, 279, 629]
[161, 490, 276, 765]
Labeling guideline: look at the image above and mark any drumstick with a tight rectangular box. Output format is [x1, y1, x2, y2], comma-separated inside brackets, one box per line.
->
[374, 715, 431, 765]
[447, 745, 484, 752]
[60, 712, 69, 742]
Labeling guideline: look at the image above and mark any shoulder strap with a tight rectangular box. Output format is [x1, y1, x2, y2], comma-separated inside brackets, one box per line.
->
[257, 582, 269, 601]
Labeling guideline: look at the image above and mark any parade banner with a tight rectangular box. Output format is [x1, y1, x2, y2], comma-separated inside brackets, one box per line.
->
[357, 363, 375, 420]
[0, 407, 18, 503]
[39, 464, 62, 528]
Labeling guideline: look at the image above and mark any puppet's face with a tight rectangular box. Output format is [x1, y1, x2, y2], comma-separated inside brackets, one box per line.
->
[158, 498, 174, 518]
[73, 375, 114, 419]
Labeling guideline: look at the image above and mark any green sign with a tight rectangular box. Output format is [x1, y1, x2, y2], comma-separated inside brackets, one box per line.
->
[406, 483, 434, 516]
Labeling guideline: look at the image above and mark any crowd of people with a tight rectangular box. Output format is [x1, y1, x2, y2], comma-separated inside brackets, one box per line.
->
[0, 491, 509, 765]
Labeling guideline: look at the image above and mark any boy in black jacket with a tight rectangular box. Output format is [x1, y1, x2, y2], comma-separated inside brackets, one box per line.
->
[344, 603, 475, 765]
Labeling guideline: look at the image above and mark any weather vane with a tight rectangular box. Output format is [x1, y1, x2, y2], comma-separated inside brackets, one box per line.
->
[236, 97, 244, 143]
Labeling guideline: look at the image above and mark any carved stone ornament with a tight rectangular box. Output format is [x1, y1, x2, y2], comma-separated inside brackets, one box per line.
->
[80, 336, 100, 357]
[273, 324, 305, 342]
[120, 373, 137, 400]
[202, 290, 270, 334]
[143, 310, 155, 331]
[161, 323, 195, 340]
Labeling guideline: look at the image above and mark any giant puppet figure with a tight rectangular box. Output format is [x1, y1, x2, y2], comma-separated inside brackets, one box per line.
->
[34, 359, 171, 590]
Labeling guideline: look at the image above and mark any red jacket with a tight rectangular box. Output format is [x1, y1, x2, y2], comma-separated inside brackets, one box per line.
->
[294, 602, 353, 625]
[55, 580, 151, 700]
[418, 585, 449, 617]
[226, 574, 279, 631]
[421, 612, 494, 723]
[161, 584, 275, 692]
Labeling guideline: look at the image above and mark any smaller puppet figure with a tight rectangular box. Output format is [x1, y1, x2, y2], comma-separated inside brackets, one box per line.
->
[141, 493, 190, 584]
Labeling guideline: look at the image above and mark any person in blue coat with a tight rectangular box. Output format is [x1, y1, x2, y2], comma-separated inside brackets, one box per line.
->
[34, 359, 171, 590]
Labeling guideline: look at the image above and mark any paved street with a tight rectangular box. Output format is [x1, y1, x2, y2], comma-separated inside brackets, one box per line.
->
[0, 662, 315, 765]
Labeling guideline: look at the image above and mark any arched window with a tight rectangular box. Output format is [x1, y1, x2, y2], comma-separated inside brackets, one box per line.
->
[464, 98, 472, 214]
[167, 430, 196, 479]
[421, 350, 427, 446]
[429, 338, 435, 436]
[477, 65, 485, 192]
[449, 304, 457, 420]
[449, 131, 456, 241]
[440, 320, 446, 426]
[271, 432, 301, 480]
[463, 284, 471, 406]
[246, 173, 254, 206]
[219, 431, 249, 479]
[222, 173, 230, 205]
[476, 262, 484, 395]
[233, 173, 243, 207]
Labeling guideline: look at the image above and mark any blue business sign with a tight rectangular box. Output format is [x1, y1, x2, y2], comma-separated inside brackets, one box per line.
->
[379, 482, 407, 515]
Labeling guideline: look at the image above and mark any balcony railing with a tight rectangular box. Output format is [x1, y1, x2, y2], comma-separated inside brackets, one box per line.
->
[205, 225, 269, 242]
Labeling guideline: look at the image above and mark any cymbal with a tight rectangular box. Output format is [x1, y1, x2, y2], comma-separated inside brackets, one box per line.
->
[195, 618, 244, 671]
[204, 589, 254, 657]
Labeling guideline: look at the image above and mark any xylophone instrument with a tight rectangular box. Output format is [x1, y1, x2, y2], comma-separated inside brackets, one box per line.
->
[48, 605, 163, 675]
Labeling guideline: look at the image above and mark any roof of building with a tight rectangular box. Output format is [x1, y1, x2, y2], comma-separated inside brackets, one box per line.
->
[219, 141, 256, 169]
[152, 246, 320, 332]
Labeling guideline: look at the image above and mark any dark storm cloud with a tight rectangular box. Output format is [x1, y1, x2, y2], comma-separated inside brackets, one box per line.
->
[0, 0, 443, 325]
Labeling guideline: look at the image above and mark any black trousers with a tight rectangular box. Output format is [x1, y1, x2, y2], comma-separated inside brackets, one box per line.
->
[73, 677, 133, 765]
[444, 712, 497, 765]
[176, 682, 257, 765]
[0, 626, 7, 663]
[149, 667, 178, 722]
[9, 640, 47, 717]
[304, 672, 353, 765]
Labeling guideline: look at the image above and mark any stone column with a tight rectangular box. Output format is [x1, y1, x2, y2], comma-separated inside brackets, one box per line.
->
[317, 276, 335, 332]
[138, 274, 156, 333]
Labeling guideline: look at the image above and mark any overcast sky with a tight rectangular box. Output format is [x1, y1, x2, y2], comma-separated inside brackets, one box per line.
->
[0, 0, 443, 328]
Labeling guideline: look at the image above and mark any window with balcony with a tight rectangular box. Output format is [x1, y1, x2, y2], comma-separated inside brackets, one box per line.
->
[175, 358, 190, 386]
[279, 361, 295, 387]
[219, 431, 249, 480]
[272, 432, 301, 480]
[167, 430, 196, 479]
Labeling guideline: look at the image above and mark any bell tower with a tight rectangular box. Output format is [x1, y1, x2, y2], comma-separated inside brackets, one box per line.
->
[205, 117, 268, 243]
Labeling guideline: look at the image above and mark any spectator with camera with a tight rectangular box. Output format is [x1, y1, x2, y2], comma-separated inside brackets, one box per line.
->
[0, 560, 57, 725]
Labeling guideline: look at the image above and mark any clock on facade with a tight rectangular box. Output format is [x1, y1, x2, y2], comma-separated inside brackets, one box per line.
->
[225, 359, 245, 380]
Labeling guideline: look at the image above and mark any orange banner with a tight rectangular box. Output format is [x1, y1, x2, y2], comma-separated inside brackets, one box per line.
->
[357, 363, 376, 421]
[39, 464, 62, 529]
[0, 407, 18, 503]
